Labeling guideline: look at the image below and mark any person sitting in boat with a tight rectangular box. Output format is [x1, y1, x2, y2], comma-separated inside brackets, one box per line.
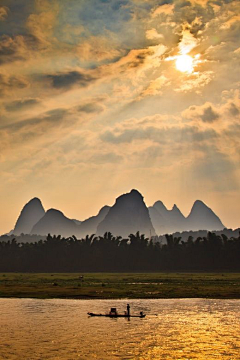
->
[109, 307, 117, 316]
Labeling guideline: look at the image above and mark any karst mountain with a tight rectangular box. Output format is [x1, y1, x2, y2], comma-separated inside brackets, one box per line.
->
[11, 190, 225, 238]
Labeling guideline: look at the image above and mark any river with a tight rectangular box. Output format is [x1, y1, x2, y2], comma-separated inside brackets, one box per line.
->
[0, 298, 239, 359]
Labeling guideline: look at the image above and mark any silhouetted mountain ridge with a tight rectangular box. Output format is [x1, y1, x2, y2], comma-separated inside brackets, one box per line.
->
[9, 191, 226, 238]
[79, 205, 110, 237]
[31, 208, 78, 237]
[97, 189, 156, 237]
[13, 197, 45, 235]
[149, 199, 224, 235]
[186, 200, 224, 231]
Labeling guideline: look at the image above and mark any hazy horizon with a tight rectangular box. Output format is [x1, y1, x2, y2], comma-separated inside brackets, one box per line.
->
[0, 0, 239, 234]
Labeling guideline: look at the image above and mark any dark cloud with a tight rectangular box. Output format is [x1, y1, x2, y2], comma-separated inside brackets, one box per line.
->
[182, 103, 221, 123]
[5, 98, 41, 112]
[228, 102, 239, 117]
[129, 51, 150, 68]
[46, 71, 95, 89]
[77, 103, 104, 113]
[200, 106, 219, 123]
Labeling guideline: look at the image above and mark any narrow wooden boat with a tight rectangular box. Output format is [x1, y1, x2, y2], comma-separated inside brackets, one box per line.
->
[87, 312, 146, 318]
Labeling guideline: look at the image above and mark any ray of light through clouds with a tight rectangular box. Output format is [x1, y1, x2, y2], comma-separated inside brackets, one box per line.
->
[0, 0, 239, 232]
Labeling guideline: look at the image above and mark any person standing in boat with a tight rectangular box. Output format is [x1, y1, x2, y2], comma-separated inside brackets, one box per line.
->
[127, 303, 130, 317]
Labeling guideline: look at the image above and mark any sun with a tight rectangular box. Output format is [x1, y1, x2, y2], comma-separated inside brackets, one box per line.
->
[176, 54, 193, 73]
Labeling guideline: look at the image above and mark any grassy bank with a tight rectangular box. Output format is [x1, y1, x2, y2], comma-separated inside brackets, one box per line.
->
[0, 273, 239, 299]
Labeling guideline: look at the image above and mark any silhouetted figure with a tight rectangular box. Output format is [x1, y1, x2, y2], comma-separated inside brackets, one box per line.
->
[109, 307, 117, 316]
[127, 303, 130, 316]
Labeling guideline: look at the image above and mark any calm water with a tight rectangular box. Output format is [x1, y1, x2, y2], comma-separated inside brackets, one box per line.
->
[0, 298, 239, 360]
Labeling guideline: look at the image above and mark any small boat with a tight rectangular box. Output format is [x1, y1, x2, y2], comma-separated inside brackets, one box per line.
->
[88, 307, 146, 318]
[87, 312, 146, 318]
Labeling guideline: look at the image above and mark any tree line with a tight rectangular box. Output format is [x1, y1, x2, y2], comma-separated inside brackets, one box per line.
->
[0, 231, 239, 272]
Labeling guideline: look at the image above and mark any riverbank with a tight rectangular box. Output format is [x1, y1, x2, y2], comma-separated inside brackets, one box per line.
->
[0, 273, 239, 299]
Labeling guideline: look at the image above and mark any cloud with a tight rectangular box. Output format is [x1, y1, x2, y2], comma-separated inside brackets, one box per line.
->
[191, 147, 239, 191]
[182, 94, 240, 124]
[76, 35, 121, 62]
[1, 108, 69, 133]
[179, 27, 198, 55]
[140, 75, 170, 97]
[182, 102, 220, 123]
[89, 152, 122, 164]
[145, 28, 163, 40]
[0, 34, 40, 65]
[104, 44, 167, 83]
[46, 71, 96, 89]
[201, 106, 220, 123]
[77, 103, 104, 113]
[227, 102, 240, 117]
[175, 71, 214, 92]
[0, 108, 72, 160]
[25, 0, 59, 45]
[0, 6, 9, 21]
[100, 116, 218, 144]
[0, 72, 29, 96]
[152, 4, 174, 18]
[220, 14, 240, 30]
[5, 98, 41, 112]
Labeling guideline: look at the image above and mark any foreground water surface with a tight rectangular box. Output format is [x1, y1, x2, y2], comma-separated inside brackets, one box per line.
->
[0, 298, 239, 359]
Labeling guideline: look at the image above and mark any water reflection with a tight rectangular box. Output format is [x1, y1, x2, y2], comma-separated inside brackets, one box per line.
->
[0, 298, 239, 359]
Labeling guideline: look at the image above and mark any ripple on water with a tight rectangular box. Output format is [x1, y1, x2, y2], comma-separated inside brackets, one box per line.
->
[0, 298, 239, 360]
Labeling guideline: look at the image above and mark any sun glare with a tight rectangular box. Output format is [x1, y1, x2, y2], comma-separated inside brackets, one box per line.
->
[176, 54, 193, 73]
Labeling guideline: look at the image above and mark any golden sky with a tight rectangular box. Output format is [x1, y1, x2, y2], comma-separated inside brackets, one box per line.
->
[0, 0, 240, 233]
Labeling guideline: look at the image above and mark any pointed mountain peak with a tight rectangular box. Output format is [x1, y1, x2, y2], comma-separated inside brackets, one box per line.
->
[153, 200, 168, 213]
[130, 189, 143, 197]
[115, 189, 144, 205]
[28, 197, 42, 204]
[193, 199, 207, 207]
[153, 200, 166, 207]
[13, 197, 45, 235]
[97, 189, 155, 237]
[187, 200, 224, 231]
[190, 200, 211, 214]
[171, 204, 183, 215]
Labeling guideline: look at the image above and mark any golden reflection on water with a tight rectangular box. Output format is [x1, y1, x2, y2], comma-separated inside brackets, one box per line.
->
[0, 299, 239, 360]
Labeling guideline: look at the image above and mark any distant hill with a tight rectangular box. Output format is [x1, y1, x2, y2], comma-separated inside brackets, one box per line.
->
[186, 200, 224, 231]
[78, 206, 110, 237]
[149, 201, 186, 234]
[13, 198, 45, 235]
[31, 209, 79, 237]
[149, 199, 224, 235]
[7, 191, 227, 238]
[97, 189, 155, 237]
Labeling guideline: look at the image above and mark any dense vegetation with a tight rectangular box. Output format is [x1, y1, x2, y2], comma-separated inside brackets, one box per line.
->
[0, 231, 239, 272]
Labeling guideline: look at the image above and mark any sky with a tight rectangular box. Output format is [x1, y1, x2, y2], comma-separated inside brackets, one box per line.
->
[0, 0, 239, 233]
